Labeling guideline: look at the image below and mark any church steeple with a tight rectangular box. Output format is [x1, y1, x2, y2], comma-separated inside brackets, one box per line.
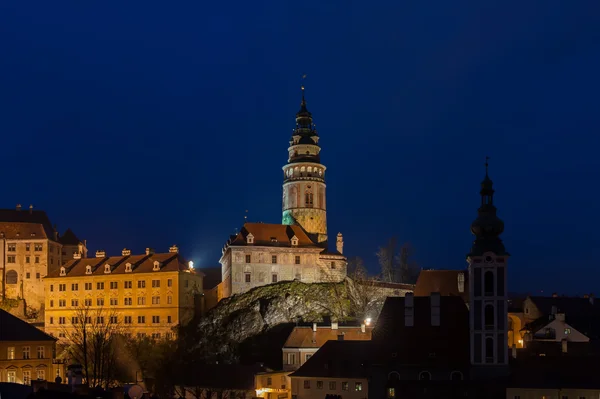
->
[467, 157, 510, 371]
[282, 81, 328, 243]
[468, 157, 508, 257]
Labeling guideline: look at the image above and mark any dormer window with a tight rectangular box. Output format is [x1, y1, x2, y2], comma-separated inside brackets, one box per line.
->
[247, 233, 254, 245]
[125, 263, 132, 273]
[59, 267, 66, 276]
[291, 236, 299, 247]
[31, 233, 36, 237]
[104, 264, 111, 274]
[85, 265, 92, 275]
[153, 261, 161, 271]
[270, 237, 277, 243]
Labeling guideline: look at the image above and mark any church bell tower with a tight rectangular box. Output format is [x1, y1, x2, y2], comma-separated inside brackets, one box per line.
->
[282, 85, 328, 243]
[467, 158, 509, 370]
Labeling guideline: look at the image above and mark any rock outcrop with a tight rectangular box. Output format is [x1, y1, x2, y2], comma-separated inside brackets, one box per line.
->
[191, 278, 409, 362]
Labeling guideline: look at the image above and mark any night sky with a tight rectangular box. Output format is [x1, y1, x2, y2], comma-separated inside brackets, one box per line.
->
[2, 1, 600, 295]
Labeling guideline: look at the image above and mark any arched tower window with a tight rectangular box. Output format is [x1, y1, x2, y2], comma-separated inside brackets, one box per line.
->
[305, 186, 314, 207]
[484, 271, 494, 296]
[484, 304, 494, 329]
[6, 270, 17, 284]
[485, 337, 494, 363]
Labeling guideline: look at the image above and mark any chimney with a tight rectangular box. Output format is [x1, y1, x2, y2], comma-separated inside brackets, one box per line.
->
[555, 313, 565, 322]
[337, 333, 344, 341]
[511, 344, 517, 359]
[361, 323, 366, 333]
[457, 272, 465, 293]
[561, 339, 568, 353]
[16, 204, 21, 211]
[122, 248, 131, 256]
[95, 250, 106, 258]
[336, 233, 344, 254]
[73, 252, 81, 260]
[312, 323, 317, 332]
[29, 204, 33, 214]
[590, 294, 595, 305]
[146, 247, 155, 255]
[331, 322, 338, 330]
[405, 293, 414, 327]
[169, 245, 179, 254]
[551, 305, 557, 315]
[431, 292, 441, 326]
[552, 292, 558, 298]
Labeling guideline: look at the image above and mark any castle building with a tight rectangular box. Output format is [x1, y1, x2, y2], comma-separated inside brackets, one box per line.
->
[467, 160, 509, 374]
[0, 205, 86, 312]
[43, 246, 203, 340]
[220, 87, 347, 297]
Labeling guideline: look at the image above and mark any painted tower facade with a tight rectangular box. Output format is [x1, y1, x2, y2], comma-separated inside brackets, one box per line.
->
[467, 161, 509, 369]
[282, 87, 328, 243]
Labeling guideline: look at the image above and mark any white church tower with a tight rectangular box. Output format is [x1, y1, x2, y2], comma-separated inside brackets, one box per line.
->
[467, 158, 509, 374]
[281, 85, 328, 244]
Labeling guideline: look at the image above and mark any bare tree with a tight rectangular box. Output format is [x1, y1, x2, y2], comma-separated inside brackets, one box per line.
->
[61, 305, 124, 389]
[376, 238, 420, 284]
[376, 237, 398, 282]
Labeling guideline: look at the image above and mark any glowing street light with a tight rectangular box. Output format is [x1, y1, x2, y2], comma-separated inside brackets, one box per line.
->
[365, 317, 372, 326]
[188, 261, 194, 269]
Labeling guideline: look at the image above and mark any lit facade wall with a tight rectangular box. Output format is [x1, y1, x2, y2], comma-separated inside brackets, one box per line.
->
[291, 376, 368, 399]
[0, 340, 62, 384]
[44, 270, 202, 340]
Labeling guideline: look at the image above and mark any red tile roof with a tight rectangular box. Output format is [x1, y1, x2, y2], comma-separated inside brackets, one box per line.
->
[284, 326, 373, 348]
[0, 222, 48, 239]
[228, 223, 318, 248]
[46, 252, 204, 278]
[414, 269, 469, 302]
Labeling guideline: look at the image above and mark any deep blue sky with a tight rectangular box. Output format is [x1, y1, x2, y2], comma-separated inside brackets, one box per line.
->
[2, 1, 600, 295]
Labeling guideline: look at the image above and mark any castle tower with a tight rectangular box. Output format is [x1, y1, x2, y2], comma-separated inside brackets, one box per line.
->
[467, 158, 509, 370]
[282, 85, 328, 243]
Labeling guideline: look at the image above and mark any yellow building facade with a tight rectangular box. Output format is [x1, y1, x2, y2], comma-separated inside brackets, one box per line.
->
[44, 246, 203, 340]
[0, 309, 63, 384]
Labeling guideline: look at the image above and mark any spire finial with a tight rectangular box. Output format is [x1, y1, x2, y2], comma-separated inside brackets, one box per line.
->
[301, 74, 307, 103]
[485, 156, 490, 177]
[244, 209, 248, 223]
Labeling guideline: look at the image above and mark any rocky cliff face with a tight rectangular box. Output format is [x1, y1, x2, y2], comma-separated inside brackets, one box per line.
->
[191, 278, 401, 363]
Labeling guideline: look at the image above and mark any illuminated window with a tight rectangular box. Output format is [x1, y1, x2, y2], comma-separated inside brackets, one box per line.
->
[355, 382, 363, 391]
[7, 347, 15, 360]
[272, 255, 277, 264]
[564, 328, 571, 335]
[7, 371, 16, 383]
[7, 243, 16, 252]
[138, 297, 146, 305]
[341, 382, 348, 391]
[37, 369, 45, 380]
[152, 296, 160, 305]
[34, 243, 43, 251]
[387, 388, 395, 398]
[23, 370, 31, 385]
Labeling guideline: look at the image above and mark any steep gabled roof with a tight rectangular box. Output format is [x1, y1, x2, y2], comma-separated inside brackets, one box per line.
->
[0, 222, 48, 239]
[284, 326, 372, 349]
[0, 309, 56, 342]
[0, 208, 56, 239]
[59, 228, 82, 245]
[290, 340, 371, 379]
[526, 296, 600, 339]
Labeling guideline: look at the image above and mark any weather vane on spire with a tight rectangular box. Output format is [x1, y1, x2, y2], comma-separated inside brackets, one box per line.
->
[301, 74, 307, 91]
[485, 156, 490, 176]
